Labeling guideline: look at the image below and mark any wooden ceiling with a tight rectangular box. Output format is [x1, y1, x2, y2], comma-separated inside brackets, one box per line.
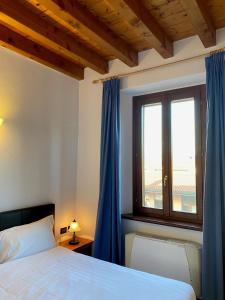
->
[0, 0, 224, 80]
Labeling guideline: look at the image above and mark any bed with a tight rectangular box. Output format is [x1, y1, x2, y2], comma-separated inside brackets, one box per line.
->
[0, 204, 196, 300]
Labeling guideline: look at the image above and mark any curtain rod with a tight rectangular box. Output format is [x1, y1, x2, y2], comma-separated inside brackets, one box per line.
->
[92, 47, 225, 84]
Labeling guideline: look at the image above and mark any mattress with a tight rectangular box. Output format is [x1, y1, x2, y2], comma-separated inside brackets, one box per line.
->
[0, 246, 196, 300]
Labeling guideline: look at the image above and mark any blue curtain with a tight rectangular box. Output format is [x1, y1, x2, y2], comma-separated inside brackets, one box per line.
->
[93, 78, 123, 265]
[203, 52, 225, 300]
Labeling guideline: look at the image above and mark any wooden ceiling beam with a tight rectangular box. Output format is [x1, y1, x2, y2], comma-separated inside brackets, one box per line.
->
[24, 0, 138, 67]
[0, 0, 108, 74]
[0, 24, 84, 80]
[180, 0, 216, 47]
[121, 0, 173, 58]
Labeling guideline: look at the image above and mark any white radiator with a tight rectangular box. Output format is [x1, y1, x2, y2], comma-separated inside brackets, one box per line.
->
[125, 233, 201, 298]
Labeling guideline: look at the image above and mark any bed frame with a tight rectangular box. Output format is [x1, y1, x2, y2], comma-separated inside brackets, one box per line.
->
[0, 203, 55, 231]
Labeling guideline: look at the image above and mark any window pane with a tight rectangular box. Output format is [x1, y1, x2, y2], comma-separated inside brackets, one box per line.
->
[142, 103, 163, 209]
[171, 99, 196, 213]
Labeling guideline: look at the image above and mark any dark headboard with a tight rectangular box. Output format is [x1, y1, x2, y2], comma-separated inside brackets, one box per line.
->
[0, 204, 55, 231]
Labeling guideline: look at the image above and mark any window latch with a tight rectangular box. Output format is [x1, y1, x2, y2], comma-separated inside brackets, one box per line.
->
[164, 175, 168, 187]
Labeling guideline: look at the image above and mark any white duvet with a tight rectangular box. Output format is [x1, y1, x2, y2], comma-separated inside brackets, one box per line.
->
[0, 246, 195, 300]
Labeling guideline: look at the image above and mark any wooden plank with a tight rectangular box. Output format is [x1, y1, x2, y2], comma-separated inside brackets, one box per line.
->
[102, 0, 154, 50]
[121, 0, 173, 58]
[180, 0, 216, 47]
[0, 24, 84, 80]
[0, 0, 108, 74]
[24, 0, 138, 67]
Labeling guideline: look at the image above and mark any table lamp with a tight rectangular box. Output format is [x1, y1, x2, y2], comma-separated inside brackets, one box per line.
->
[69, 219, 81, 245]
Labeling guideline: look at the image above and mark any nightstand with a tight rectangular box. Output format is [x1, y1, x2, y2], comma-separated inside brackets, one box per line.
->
[59, 237, 93, 256]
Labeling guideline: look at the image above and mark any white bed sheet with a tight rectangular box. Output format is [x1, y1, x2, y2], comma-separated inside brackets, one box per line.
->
[0, 246, 196, 300]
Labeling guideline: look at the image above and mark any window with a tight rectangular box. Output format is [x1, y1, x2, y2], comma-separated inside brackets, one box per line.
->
[133, 86, 206, 228]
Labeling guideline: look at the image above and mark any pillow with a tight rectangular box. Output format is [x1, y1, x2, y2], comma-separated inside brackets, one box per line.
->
[0, 215, 56, 263]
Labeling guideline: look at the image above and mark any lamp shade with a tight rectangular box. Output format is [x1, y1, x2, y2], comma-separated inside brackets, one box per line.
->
[69, 220, 80, 233]
[0, 118, 4, 126]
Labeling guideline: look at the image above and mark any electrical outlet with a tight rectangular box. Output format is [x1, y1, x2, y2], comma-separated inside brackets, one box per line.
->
[60, 227, 67, 234]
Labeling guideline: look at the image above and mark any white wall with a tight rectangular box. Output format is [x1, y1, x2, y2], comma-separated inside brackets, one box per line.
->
[76, 28, 225, 243]
[0, 47, 79, 237]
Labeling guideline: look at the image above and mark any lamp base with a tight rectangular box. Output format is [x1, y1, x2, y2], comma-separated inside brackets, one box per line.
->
[69, 239, 79, 245]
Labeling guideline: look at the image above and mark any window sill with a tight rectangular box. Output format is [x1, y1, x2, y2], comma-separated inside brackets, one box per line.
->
[122, 213, 202, 232]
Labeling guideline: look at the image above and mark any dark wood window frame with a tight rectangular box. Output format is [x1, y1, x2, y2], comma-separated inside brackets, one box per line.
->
[128, 85, 206, 231]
